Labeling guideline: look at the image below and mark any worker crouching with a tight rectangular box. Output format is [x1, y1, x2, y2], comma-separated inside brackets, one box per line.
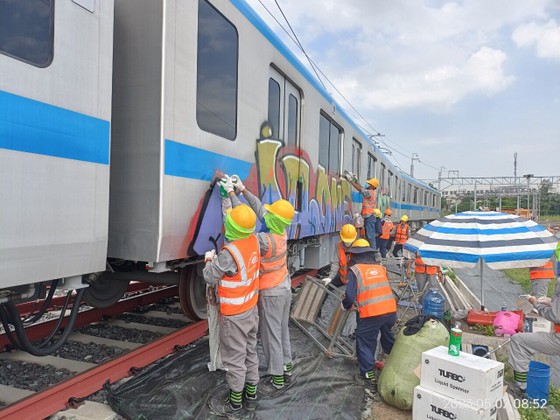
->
[203, 204, 261, 415]
[341, 239, 397, 389]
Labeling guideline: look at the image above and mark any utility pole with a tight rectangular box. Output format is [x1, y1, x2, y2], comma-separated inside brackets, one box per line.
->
[410, 153, 420, 176]
[438, 166, 446, 191]
[523, 174, 533, 218]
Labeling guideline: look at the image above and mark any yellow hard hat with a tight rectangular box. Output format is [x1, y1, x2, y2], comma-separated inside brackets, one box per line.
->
[401, 215, 408, 222]
[264, 199, 295, 221]
[340, 224, 357, 242]
[229, 204, 257, 231]
[374, 208, 381, 217]
[367, 178, 379, 188]
[384, 209, 392, 216]
[352, 238, 370, 247]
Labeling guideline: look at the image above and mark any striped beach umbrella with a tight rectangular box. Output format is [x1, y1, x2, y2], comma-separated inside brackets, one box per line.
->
[403, 211, 558, 308]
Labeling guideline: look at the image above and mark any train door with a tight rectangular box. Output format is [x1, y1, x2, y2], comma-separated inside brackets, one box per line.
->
[267, 67, 302, 238]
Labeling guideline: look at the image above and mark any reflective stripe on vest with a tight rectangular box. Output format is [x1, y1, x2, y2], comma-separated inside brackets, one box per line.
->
[361, 190, 377, 217]
[415, 256, 438, 275]
[380, 220, 394, 239]
[338, 242, 351, 285]
[218, 235, 260, 316]
[530, 261, 554, 280]
[350, 264, 397, 318]
[260, 232, 288, 290]
[395, 223, 409, 244]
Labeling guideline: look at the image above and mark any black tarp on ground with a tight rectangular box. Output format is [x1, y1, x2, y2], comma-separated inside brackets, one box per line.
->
[107, 323, 365, 419]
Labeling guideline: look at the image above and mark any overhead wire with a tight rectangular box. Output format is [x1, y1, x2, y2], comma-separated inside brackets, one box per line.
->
[256, 0, 439, 174]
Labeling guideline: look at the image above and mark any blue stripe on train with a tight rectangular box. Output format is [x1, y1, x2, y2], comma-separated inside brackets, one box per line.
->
[0, 90, 109, 164]
[164, 139, 252, 181]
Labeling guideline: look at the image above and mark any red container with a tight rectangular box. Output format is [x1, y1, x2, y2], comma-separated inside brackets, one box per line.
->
[466, 310, 525, 333]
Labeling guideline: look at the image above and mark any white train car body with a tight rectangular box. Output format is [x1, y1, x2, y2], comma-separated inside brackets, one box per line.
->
[0, 0, 114, 289]
[109, 0, 440, 270]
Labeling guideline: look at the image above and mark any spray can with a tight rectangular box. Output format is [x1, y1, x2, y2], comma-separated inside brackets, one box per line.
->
[448, 321, 462, 356]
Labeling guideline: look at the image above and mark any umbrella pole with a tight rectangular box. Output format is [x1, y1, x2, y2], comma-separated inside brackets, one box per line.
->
[480, 260, 485, 311]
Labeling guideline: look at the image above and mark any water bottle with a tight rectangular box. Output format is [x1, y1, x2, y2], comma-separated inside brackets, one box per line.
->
[422, 288, 445, 320]
[449, 321, 462, 356]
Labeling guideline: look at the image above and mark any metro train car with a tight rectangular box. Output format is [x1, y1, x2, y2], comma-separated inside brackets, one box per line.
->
[0, 0, 440, 354]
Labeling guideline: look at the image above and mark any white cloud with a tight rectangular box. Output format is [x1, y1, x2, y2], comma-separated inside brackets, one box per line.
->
[512, 19, 560, 61]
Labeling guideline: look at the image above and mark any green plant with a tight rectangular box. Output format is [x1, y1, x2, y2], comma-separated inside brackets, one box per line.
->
[471, 323, 495, 336]
[518, 407, 550, 420]
[502, 268, 557, 297]
[549, 386, 560, 411]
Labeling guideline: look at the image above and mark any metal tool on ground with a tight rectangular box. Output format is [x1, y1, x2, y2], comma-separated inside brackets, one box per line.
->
[290, 276, 354, 358]
[482, 336, 512, 358]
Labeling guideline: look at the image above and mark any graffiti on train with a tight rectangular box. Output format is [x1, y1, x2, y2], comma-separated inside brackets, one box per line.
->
[188, 138, 386, 256]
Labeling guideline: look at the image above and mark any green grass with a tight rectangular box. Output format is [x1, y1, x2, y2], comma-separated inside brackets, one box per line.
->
[501, 268, 556, 297]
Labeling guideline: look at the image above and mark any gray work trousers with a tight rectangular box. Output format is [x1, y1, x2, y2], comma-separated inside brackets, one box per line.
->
[415, 273, 438, 293]
[530, 279, 551, 298]
[219, 305, 260, 392]
[508, 331, 560, 373]
[258, 290, 292, 376]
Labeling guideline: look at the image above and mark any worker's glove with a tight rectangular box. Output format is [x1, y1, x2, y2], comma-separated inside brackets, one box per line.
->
[322, 278, 332, 286]
[231, 174, 246, 192]
[537, 296, 552, 305]
[344, 172, 353, 182]
[204, 249, 216, 263]
[219, 176, 234, 194]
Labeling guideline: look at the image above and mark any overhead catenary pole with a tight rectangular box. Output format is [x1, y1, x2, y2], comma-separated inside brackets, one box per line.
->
[410, 153, 420, 177]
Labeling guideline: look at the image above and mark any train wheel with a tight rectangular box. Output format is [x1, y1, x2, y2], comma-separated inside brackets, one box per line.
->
[179, 265, 207, 320]
[83, 272, 130, 308]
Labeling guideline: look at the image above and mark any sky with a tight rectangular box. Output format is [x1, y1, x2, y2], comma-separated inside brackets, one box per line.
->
[245, 0, 560, 183]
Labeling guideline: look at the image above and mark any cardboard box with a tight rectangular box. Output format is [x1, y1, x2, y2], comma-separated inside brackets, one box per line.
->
[525, 315, 552, 333]
[420, 346, 504, 405]
[413, 385, 498, 420]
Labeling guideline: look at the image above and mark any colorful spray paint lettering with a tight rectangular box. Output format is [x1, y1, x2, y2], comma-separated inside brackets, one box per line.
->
[188, 138, 389, 255]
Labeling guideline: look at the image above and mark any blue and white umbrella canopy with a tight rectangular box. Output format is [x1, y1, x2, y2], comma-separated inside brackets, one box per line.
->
[404, 211, 558, 270]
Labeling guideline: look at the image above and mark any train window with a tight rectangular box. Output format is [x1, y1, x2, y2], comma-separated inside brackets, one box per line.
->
[318, 113, 342, 174]
[414, 187, 419, 204]
[268, 78, 281, 138]
[196, 0, 238, 140]
[380, 163, 386, 189]
[407, 183, 412, 203]
[395, 176, 399, 200]
[388, 171, 393, 196]
[0, 0, 54, 67]
[351, 139, 362, 180]
[287, 93, 298, 146]
[401, 180, 406, 202]
[367, 153, 377, 179]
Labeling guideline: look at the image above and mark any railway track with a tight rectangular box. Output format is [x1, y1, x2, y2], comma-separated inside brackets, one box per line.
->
[0, 285, 207, 420]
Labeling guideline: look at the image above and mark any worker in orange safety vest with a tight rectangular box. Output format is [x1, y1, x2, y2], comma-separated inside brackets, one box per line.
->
[341, 239, 397, 389]
[378, 209, 394, 258]
[203, 202, 260, 415]
[227, 175, 295, 396]
[529, 260, 555, 298]
[391, 215, 410, 257]
[415, 252, 441, 293]
[323, 224, 357, 287]
[345, 173, 379, 249]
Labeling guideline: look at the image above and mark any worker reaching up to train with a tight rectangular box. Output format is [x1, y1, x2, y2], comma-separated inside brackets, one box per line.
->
[345, 172, 379, 250]
[223, 174, 295, 395]
[203, 200, 261, 415]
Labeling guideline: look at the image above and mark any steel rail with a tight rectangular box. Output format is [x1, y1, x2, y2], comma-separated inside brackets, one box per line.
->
[0, 320, 208, 419]
[0, 285, 179, 350]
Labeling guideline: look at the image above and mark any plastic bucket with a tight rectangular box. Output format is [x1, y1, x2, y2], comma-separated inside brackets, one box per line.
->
[526, 361, 550, 404]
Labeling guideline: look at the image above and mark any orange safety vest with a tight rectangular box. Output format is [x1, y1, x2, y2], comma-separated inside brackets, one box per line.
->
[530, 261, 554, 280]
[218, 235, 260, 316]
[361, 189, 377, 217]
[350, 264, 397, 318]
[338, 242, 352, 285]
[415, 256, 438, 275]
[394, 222, 410, 244]
[380, 220, 394, 239]
[259, 232, 288, 290]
